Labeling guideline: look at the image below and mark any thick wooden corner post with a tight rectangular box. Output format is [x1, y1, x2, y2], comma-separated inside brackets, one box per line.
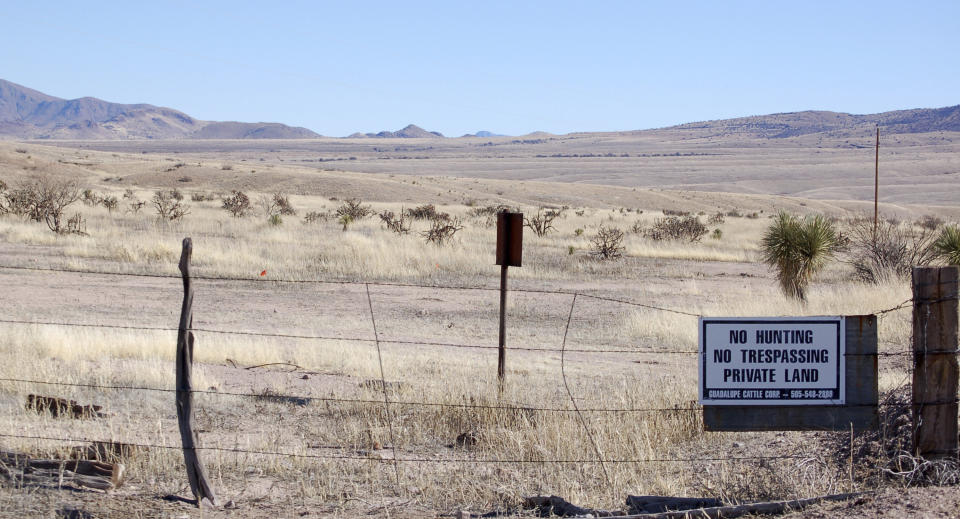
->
[177, 238, 218, 506]
[912, 266, 960, 459]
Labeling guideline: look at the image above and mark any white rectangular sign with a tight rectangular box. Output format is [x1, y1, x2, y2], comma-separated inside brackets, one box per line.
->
[699, 317, 845, 406]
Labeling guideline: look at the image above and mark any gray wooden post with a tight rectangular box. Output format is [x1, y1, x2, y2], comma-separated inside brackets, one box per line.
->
[177, 238, 218, 506]
[911, 266, 959, 459]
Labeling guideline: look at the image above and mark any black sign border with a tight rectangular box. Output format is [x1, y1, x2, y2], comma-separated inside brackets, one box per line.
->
[700, 318, 843, 405]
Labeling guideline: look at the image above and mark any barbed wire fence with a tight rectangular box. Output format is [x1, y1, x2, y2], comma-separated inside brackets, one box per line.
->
[0, 261, 945, 511]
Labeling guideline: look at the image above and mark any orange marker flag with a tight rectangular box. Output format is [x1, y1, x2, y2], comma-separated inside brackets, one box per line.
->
[259, 269, 267, 277]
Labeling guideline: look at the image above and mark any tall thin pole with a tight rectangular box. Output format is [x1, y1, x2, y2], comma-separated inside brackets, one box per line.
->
[498, 264, 508, 393]
[874, 126, 879, 238]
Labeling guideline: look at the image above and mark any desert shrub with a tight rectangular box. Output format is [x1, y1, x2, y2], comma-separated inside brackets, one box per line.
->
[919, 215, 944, 231]
[645, 216, 708, 242]
[122, 189, 136, 200]
[221, 164, 233, 171]
[746, 212, 760, 219]
[268, 214, 283, 226]
[590, 225, 625, 260]
[190, 192, 207, 202]
[303, 211, 328, 224]
[524, 207, 562, 238]
[844, 218, 938, 283]
[708, 212, 725, 224]
[273, 192, 296, 215]
[406, 204, 442, 220]
[65, 213, 86, 235]
[338, 214, 353, 231]
[336, 198, 373, 220]
[0, 180, 8, 215]
[128, 200, 145, 214]
[152, 190, 189, 221]
[10, 178, 83, 233]
[467, 204, 512, 218]
[422, 217, 463, 245]
[712, 229, 723, 240]
[222, 190, 252, 217]
[933, 225, 960, 266]
[14, 148, 27, 154]
[81, 189, 102, 206]
[726, 209, 743, 218]
[662, 209, 690, 216]
[102, 196, 119, 213]
[629, 220, 644, 235]
[574, 228, 584, 237]
[568, 245, 576, 255]
[762, 212, 839, 300]
[379, 210, 410, 234]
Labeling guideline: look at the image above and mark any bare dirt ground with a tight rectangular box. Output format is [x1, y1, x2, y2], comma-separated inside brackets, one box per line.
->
[1, 133, 959, 517]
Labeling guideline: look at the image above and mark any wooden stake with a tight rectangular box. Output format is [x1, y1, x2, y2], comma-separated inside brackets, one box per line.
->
[911, 266, 960, 459]
[177, 238, 218, 506]
[874, 126, 880, 238]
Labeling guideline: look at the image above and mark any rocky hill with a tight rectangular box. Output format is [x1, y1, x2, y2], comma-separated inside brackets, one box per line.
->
[0, 79, 321, 140]
[667, 105, 960, 138]
[349, 124, 444, 138]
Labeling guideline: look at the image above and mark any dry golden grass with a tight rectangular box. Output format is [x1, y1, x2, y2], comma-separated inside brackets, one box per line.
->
[0, 176, 950, 516]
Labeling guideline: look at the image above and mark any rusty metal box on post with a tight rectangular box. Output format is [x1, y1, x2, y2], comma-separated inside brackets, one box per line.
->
[496, 212, 523, 267]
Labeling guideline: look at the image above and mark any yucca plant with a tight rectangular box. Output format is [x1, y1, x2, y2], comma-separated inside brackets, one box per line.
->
[934, 225, 960, 265]
[761, 212, 839, 301]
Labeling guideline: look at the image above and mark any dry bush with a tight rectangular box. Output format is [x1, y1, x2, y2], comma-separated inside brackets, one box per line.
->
[422, 217, 463, 245]
[646, 216, 708, 242]
[4, 177, 83, 233]
[102, 196, 119, 213]
[918, 215, 944, 230]
[273, 192, 296, 216]
[303, 211, 329, 224]
[379, 210, 410, 234]
[844, 218, 938, 283]
[81, 189, 102, 206]
[524, 207, 562, 237]
[590, 225, 625, 259]
[406, 204, 444, 220]
[708, 212, 725, 224]
[336, 198, 373, 220]
[152, 190, 189, 221]
[128, 200, 145, 214]
[221, 190, 252, 217]
[662, 209, 690, 216]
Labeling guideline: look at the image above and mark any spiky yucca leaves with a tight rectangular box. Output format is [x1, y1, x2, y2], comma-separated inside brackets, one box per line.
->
[761, 212, 839, 301]
[934, 225, 960, 265]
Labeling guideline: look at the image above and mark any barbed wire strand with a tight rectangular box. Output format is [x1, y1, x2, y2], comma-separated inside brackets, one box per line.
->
[0, 432, 811, 464]
[0, 376, 905, 413]
[365, 283, 400, 487]
[559, 293, 611, 487]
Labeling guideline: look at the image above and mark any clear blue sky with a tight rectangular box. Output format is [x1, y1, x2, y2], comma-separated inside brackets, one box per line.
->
[3, 1, 958, 136]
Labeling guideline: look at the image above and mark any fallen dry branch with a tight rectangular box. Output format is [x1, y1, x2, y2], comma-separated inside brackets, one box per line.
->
[523, 492, 866, 518]
[25, 394, 105, 419]
[0, 450, 124, 491]
[617, 492, 866, 518]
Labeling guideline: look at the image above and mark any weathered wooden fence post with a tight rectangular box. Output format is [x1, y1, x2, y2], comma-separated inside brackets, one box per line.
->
[177, 237, 218, 506]
[912, 266, 959, 459]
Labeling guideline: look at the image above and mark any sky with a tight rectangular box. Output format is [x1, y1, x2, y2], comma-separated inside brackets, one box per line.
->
[2, 1, 959, 137]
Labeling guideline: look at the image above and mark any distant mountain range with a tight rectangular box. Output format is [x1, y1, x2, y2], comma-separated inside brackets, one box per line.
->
[346, 124, 445, 139]
[665, 106, 960, 138]
[0, 79, 320, 140]
[1, 78, 958, 141]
